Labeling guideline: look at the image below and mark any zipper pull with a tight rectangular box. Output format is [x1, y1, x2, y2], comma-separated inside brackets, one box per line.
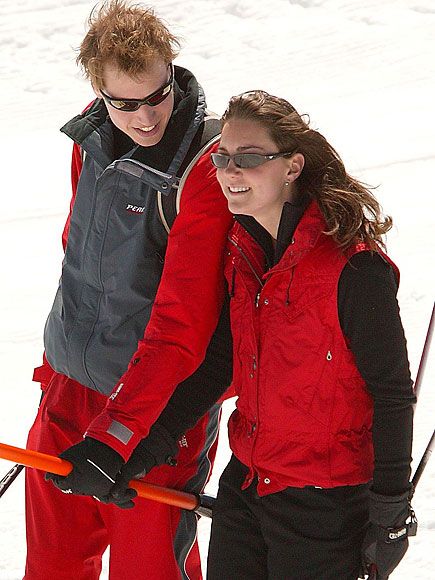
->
[255, 292, 261, 307]
[249, 355, 257, 379]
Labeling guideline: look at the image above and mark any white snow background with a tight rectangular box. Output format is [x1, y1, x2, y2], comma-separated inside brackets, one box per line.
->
[0, 0, 434, 578]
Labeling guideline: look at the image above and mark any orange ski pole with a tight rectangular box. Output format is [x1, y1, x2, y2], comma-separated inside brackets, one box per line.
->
[0, 442, 214, 517]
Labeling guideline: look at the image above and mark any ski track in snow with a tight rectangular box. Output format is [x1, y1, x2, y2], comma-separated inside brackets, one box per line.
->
[0, 1, 434, 578]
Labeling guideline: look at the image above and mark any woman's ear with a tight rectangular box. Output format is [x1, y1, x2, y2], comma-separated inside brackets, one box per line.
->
[286, 153, 305, 182]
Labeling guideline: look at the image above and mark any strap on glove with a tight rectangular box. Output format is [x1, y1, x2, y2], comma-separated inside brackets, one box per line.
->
[360, 488, 417, 579]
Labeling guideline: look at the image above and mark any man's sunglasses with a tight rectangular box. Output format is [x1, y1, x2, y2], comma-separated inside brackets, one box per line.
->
[211, 151, 295, 169]
[100, 64, 174, 112]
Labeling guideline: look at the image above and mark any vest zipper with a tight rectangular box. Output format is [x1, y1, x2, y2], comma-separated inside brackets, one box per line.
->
[285, 266, 295, 306]
[228, 236, 264, 306]
[228, 237, 264, 288]
[249, 353, 261, 484]
[228, 236, 262, 479]
[251, 354, 257, 376]
[229, 266, 236, 297]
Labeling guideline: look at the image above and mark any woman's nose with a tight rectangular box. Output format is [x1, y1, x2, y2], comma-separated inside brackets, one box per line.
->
[225, 159, 241, 174]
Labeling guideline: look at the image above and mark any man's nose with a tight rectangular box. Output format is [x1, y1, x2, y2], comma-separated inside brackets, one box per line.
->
[135, 105, 156, 125]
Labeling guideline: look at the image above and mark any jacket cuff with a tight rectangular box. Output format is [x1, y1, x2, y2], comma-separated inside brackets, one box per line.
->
[142, 423, 179, 464]
[85, 413, 143, 461]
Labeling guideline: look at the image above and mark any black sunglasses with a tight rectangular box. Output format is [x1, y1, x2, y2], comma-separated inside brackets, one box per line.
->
[100, 64, 174, 112]
[211, 151, 295, 169]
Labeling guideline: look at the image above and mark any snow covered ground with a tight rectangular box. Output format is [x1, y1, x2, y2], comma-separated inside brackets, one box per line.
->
[0, 0, 434, 578]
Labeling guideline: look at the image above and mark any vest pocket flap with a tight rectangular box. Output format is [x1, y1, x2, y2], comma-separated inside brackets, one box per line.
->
[282, 278, 335, 322]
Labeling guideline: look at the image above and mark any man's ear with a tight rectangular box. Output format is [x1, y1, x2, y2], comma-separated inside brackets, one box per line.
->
[92, 82, 103, 99]
[286, 153, 305, 182]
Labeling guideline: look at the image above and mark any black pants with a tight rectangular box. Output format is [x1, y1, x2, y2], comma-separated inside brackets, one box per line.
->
[207, 455, 369, 580]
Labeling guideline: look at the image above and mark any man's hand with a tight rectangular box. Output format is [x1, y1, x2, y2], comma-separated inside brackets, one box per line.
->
[45, 437, 124, 497]
[99, 423, 179, 509]
[360, 489, 416, 579]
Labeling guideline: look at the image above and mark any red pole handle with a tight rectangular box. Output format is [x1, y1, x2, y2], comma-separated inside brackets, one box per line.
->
[0, 442, 199, 511]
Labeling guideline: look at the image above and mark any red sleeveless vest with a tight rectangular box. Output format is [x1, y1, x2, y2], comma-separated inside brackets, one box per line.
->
[225, 201, 397, 496]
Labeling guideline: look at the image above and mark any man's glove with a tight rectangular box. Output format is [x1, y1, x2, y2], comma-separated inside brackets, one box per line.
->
[45, 437, 124, 498]
[100, 423, 179, 509]
[360, 489, 417, 579]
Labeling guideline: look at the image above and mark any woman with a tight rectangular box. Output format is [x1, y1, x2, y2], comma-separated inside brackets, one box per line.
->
[207, 91, 416, 580]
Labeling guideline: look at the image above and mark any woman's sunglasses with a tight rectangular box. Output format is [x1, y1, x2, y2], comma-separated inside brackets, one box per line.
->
[211, 151, 295, 169]
[100, 64, 174, 112]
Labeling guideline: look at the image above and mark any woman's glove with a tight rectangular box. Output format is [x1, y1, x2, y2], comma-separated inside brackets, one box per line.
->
[45, 437, 124, 497]
[361, 489, 417, 579]
[99, 423, 179, 509]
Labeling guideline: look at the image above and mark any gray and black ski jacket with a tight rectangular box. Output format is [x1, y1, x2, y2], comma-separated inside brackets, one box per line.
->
[43, 66, 232, 441]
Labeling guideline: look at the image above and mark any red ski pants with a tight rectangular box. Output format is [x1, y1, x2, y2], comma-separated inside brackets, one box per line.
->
[24, 373, 220, 580]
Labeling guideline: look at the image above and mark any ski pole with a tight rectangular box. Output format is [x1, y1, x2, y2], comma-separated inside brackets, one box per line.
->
[0, 392, 46, 499]
[0, 463, 24, 498]
[409, 301, 435, 491]
[411, 428, 434, 490]
[0, 442, 214, 517]
[413, 301, 434, 400]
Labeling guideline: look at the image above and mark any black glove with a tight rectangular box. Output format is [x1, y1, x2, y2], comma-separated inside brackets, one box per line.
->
[360, 489, 417, 579]
[45, 437, 124, 498]
[100, 423, 179, 509]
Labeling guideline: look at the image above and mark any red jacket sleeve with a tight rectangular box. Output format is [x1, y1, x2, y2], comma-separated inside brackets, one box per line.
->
[85, 148, 233, 459]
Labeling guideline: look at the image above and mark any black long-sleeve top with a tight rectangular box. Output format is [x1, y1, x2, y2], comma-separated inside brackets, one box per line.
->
[338, 250, 415, 494]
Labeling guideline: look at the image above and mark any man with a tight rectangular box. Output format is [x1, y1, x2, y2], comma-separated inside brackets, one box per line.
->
[25, 1, 232, 578]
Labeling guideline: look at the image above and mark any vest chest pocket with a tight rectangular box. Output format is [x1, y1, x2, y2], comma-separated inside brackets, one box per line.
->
[281, 277, 336, 322]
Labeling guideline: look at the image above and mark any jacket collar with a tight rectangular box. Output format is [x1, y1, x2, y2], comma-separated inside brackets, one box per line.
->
[234, 193, 324, 269]
[275, 194, 311, 262]
[276, 199, 326, 269]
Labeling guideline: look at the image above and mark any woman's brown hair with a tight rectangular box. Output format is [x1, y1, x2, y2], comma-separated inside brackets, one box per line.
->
[77, 0, 181, 90]
[222, 90, 392, 250]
